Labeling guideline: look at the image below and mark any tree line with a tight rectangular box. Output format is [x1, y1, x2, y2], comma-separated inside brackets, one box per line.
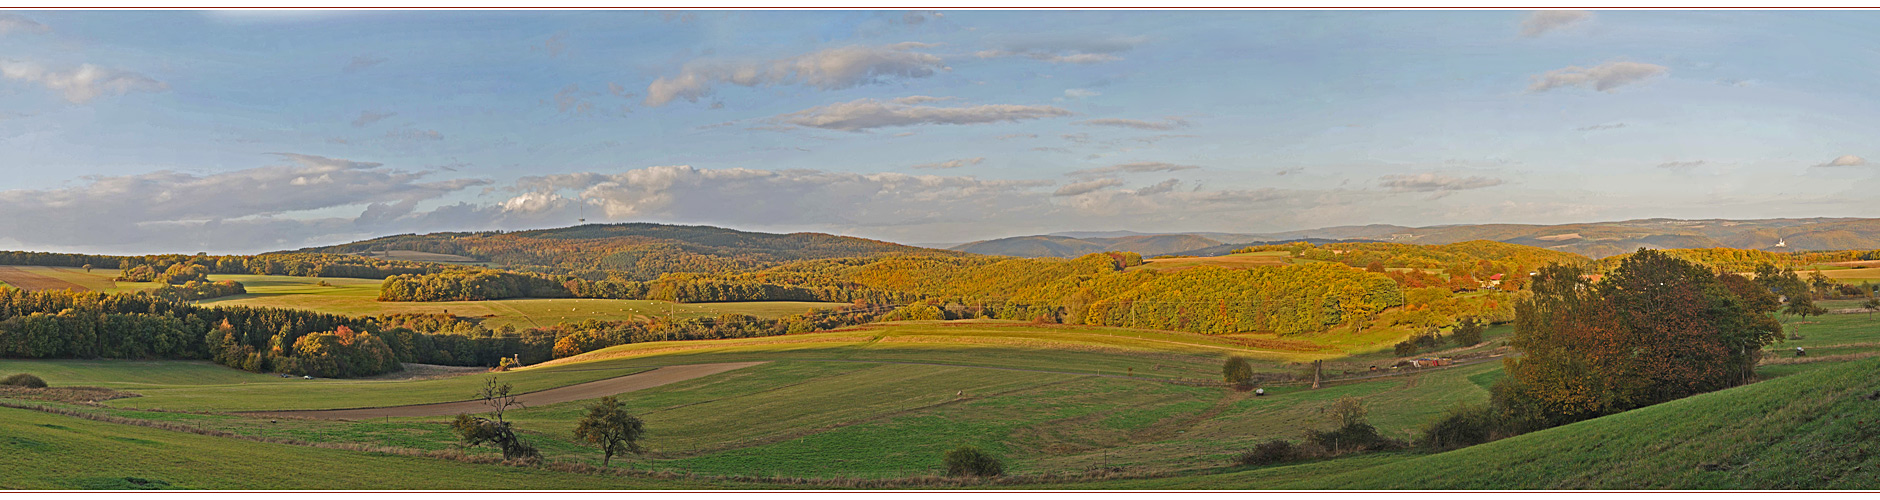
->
[0, 285, 894, 377]
[0, 250, 469, 280]
[376, 270, 919, 304]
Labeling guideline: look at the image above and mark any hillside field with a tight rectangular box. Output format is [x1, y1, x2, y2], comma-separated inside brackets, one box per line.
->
[2, 314, 1877, 488]
[0, 268, 843, 330]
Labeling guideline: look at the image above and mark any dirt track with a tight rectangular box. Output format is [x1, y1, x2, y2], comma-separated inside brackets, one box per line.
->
[245, 361, 766, 420]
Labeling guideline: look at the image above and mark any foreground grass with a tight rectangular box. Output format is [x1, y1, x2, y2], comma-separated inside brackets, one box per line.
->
[1079, 355, 1880, 489]
[0, 406, 711, 489]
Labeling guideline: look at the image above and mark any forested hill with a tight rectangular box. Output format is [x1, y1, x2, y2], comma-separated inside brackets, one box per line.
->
[958, 217, 1880, 259]
[292, 223, 954, 280]
[950, 234, 1224, 258]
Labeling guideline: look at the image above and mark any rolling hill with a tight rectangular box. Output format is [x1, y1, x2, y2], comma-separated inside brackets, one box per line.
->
[950, 234, 1224, 258]
[292, 223, 953, 280]
[965, 218, 1880, 259]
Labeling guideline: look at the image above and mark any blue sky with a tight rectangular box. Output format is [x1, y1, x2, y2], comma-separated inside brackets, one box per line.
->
[3, 9, 1880, 253]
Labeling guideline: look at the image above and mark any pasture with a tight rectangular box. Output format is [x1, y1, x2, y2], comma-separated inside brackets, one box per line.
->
[1, 320, 1524, 482]
[4, 299, 1877, 488]
[0, 265, 122, 292]
[31, 269, 847, 330]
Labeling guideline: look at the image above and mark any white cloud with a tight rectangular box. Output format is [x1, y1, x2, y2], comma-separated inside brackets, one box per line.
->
[1817, 155, 1868, 167]
[0, 13, 50, 35]
[771, 97, 1073, 132]
[911, 157, 986, 170]
[343, 55, 387, 73]
[509, 165, 1052, 228]
[1054, 178, 1124, 197]
[644, 43, 947, 107]
[0, 154, 488, 253]
[387, 128, 443, 141]
[1068, 161, 1200, 177]
[1075, 117, 1189, 130]
[1377, 173, 1505, 198]
[0, 60, 167, 103]
[976, 35, 1146, 64]
[1528, 61, 1668, 93]
[1063, 88, 1101, 99]
[351, 110, 396, 127]
[1577, 122, 1626, 131]
[1520, 10, 1592, 37]
[1657, 160, 1707, 171]
[1134, 178, 1181, 196]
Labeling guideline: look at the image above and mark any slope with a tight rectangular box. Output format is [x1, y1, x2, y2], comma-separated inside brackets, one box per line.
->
[295, 223, 952, 279]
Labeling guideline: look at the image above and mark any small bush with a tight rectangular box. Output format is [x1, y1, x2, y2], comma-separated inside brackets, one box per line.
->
[1, 373, 48, 388]
[1305, 397, 1407, 453]
[1222, 356, 1254, 385]
[943, 445, 1005, 477]
[1417, 403, 1501, 451]
[1236, 439, 1302, 466]
[1451, 317, 1485, 346]
[1394, 340, 1417, 357]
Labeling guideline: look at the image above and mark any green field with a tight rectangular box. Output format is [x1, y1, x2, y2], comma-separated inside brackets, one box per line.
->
[0, 406, 715, 489]
[1078, 355, 1880, 489]
[9, 268, 844, 330]
[5, 305, 1879, 488]
[0, 320, 1520, 482]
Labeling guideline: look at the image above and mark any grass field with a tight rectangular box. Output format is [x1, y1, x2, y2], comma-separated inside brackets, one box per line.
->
[5, 269, 849, 330]
[0, 319, 1526, 481]
[0, 406, 713, 489]
[6, 288, 1880, 488]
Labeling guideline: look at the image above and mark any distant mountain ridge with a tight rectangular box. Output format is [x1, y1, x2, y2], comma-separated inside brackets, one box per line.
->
[965, 217, 1880, 259]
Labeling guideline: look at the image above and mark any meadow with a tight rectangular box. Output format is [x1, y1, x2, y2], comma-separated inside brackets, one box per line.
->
[0, 267, 843, 330]
[3, 311, 1875, 488]
[1, 319, 1523, 482]
[4, 258, 1878, 489]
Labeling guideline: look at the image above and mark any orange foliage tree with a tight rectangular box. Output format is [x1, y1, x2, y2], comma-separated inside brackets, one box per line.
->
[1501, 249, 1781, 425]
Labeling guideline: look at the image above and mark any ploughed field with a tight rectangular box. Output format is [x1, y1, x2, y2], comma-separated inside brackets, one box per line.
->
[7, 314, 1875, 489]
[0, 266, 123, 292]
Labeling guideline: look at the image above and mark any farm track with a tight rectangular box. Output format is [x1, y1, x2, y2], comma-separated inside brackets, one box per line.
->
[0, 266, 89, 292]
[241, 361, 767, 420]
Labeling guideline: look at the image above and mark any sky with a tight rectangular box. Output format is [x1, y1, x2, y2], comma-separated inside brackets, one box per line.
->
[4, 9, 1880, 254]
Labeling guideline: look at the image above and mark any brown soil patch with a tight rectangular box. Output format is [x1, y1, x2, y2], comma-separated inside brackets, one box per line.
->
[0, 266, 88, 292]
[243, 361, 766, 420]
[0, 385, 139, 403]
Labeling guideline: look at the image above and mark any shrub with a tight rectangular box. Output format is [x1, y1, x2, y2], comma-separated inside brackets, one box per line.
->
[1305, 397, 1406, 454]
[1451, 317, 1485, 346]
[1236, 439, 1301, 466]
[943, 445, 1005, 477]
[1417, 403, 1501, 451]
[1394, 340, 1417, 357]
[1222, 356, 1254, 385]
[1, 373, 48, 388]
